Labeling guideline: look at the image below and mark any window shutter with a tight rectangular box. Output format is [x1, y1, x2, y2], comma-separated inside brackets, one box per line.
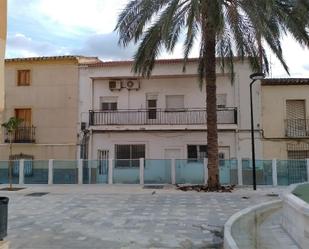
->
[286, 100, 305, 119]
[166, 95, 184, 109]
[217, 94, 227, 108]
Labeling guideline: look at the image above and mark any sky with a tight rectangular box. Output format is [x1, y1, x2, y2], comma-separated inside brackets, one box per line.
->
[5, 0, 309, 78]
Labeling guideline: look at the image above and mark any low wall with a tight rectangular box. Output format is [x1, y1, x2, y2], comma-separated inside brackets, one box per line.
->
[282, 184, 309, 249]
[224, 200, 282, 249]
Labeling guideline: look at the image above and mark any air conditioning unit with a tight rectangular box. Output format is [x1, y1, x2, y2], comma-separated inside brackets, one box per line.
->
[109, 80, 122, 91]
[126, 80, 140, 90]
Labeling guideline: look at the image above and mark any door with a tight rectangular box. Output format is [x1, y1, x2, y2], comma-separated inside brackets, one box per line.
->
[15, 108, 32, 126]
[286, 100, 306, 137]
[97, 150, 109, 183]
[15, 108, 32, 142]
[218, 149, 230, 184]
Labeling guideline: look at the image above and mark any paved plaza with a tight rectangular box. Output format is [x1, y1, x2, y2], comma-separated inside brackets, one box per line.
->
[2, 185, 284, 249]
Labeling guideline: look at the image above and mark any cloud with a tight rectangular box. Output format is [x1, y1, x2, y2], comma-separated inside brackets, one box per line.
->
[6, 33, 70, 58]
[35, 0, 128, 34]
[73, 32, 136, 60]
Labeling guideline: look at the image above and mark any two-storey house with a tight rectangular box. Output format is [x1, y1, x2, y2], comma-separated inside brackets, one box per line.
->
[262, 78, 309, 159]
[0, 0, 7, 140]
[0, 56, 100, 160]
[78, 58, 263, 167]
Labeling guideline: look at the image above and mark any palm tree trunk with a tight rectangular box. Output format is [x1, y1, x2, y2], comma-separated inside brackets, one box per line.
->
[204, 20, 219, 190]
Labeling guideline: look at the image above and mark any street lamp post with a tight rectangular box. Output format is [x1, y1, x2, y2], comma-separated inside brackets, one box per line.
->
[249, 73, 265, 190]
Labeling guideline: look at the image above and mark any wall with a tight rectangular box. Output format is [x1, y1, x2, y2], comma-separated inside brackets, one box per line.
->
[0, 59, 79, 159]
[90, 131, 236, 160]
[0, 0, 7, 141]
[262, 84, 309, 159]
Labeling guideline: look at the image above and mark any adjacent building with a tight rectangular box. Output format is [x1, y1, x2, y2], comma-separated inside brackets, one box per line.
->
[261, 78, 309, 159]
[78, 58, 263, 165]
[0, 56, 100, 160]
[0, 0, 7, 141]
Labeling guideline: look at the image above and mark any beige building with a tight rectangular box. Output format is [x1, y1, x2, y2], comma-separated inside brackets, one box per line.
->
[79, 58, 262, 162]
[262, 78, 309, 159]
[0, 56, 100, 160]
[0, 0, 7, 138]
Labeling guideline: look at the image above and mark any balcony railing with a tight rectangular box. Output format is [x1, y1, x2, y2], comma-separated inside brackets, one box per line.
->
[89, 108, 237, 126]
[285, 119, 309, 137]
[4, 126, 36, 143]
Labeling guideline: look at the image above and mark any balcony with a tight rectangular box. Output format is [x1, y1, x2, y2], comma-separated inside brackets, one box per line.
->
[4, 126, 36, 143]
[89, 108, 237, 128]
[285, 119, 309, 137]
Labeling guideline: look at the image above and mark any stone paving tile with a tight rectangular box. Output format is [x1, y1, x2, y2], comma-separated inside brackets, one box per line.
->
[0, 185, 286, 249]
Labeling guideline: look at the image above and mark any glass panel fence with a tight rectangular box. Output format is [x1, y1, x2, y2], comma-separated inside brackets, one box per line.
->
[113, 159, 139, 184]
[53, 160, 78, 184]
[24, 160, 48, 184]
[277, 160, 307, 186]
[219, 159, 238, 185]
[175, 159, 204, 184]
[0, 160, 19, 184]
[83, 160, 108, 184]
[242, 160, 273, 185]
[144, 160, 171, 184]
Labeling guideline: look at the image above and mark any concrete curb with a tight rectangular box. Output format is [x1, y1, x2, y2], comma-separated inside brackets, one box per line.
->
[224, 200, 282, 249]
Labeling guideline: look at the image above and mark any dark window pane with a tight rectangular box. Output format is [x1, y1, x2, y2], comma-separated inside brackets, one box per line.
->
[111, 102, 117, 110]
[148, 109, 157, 119]
[148, 100, 157, 108]
[102, 103, 109, 111]
[188, 145, 197, 159]
[200, 145, 208, 159]
[115, 144, 145, 168]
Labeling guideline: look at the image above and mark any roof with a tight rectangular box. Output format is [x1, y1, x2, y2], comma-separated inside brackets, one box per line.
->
[262, 78, 309, 86]
[80, 57, 246, 67]
[81, 58, 199, 67]
[5, 55, 101, 64]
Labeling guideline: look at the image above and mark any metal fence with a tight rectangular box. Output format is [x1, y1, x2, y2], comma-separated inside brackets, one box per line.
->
[89, 108, 237, 126]
[0, 159, 308, 186]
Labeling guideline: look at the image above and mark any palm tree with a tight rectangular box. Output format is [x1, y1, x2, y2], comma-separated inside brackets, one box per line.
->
[1, 117, 23, 190]
[115, 0, 309, 189]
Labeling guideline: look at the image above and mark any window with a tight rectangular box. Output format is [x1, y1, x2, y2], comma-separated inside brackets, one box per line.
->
[115, 144, 145, 168]
[147, 94, 158, 119]
[17, 70, 31, 86]
[100, 97, 118, 111]
[187, 145, 207, 162]
[15, 108, 32, 126]
[286, 100, 306, 137]
[217, 94, 227, 108]
[166, 95, 184, 110]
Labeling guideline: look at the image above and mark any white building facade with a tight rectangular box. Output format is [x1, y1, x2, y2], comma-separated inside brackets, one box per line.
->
[78, 58, 262, 168]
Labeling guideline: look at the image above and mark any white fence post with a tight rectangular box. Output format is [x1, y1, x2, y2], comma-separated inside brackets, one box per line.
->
[139, 158, 144, 185]
[78, 159, 83, 184]
[108, 159, 113, 184]
[204, 158, 208, 185]
[237, 157, 243, 186]
[307, 159, 309, 182]
[171, 159, 176, 184]
[48, 159, 54, 185]
[272, 159, 278, 186]
[19, 159, 24, 185]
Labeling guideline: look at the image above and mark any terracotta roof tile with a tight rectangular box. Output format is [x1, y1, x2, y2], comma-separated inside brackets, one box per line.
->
[262, 78, 309, 85]
[5, 55, 101, 64]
